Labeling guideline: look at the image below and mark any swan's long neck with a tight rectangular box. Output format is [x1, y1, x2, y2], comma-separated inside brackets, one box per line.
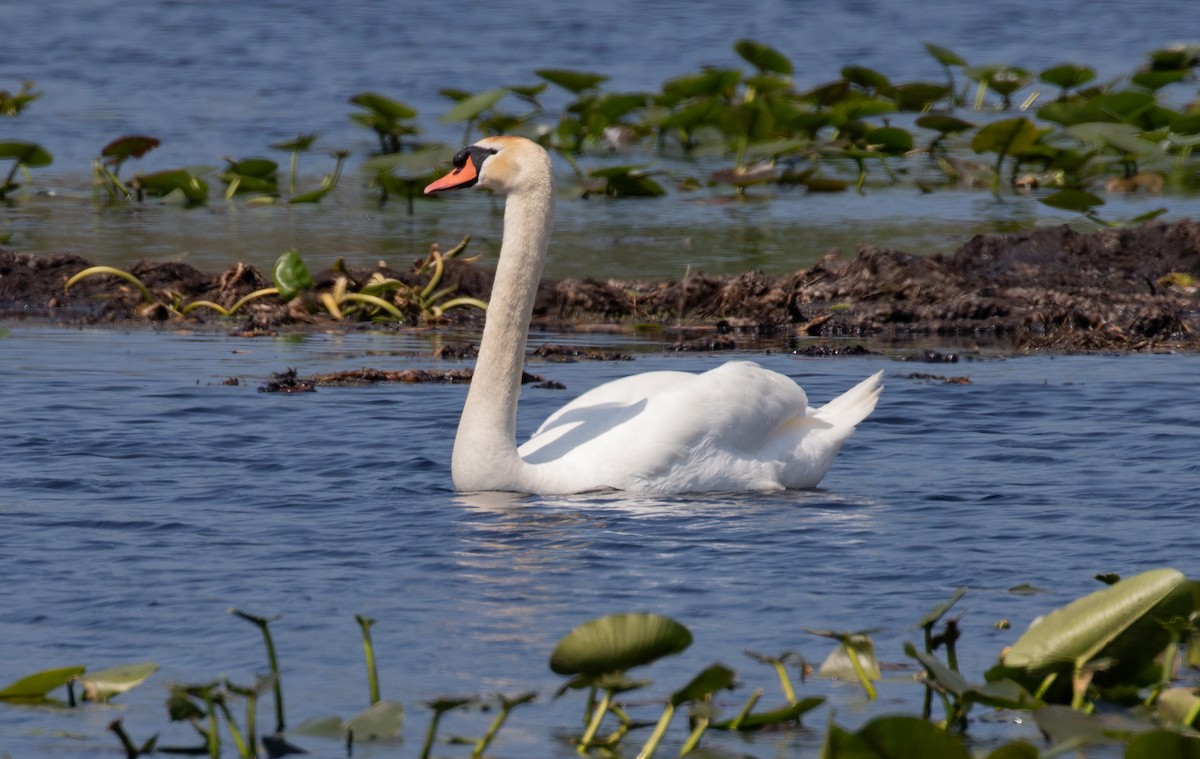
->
[452, 177, 554, 490]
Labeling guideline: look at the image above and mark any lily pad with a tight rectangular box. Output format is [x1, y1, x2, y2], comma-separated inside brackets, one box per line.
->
[348, 92, 417, 120]
[0, 141, 53, 167]
[972, 117, 1039, 157]
[78, 662, 159, 702]
[101, 135, 161, 162]
[0, 665, 86, 701]
[1040, 189, 1104, 213]
[735, 38, 793, 75]
[671, 664, 736, 706]
[822, 714, 971, 759]
[549, 613, 692, 677]
[535, 68, 608, 94]
[439, 88, 508, 124]
[345, 699, 405, 741]
[987, 568, 1194, 697]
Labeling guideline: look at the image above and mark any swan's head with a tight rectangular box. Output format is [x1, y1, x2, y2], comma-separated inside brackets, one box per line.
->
[424, 136, 552, 197]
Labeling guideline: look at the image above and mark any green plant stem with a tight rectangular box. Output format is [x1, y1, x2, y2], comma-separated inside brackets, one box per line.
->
[205, 693, 221, 759]
[341, 292, 405, 320]
[921, 625, 934, 719]
[288, 151, 299, 195]
[420, 710, 446, 759]
[356, 615, 380, 706]
[231, 610, 285, 733]
[842, 642, 877, 700]
[471, 704, 514, 758]
[108, 718, 139, 759]
[578, 688, 613, 752]
[772, 660, 797, 704]
[728, 688, 762, 730]
[65, 266, 155, 304]
[244, 693, 257, 759]
[636, 703, 675, 759]
[227, 287, 280, 314]
[215, 699, 251, 758]
[678, 715, 709, 755]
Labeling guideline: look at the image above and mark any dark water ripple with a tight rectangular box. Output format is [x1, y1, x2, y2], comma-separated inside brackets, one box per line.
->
[2, 329, 1199, 756]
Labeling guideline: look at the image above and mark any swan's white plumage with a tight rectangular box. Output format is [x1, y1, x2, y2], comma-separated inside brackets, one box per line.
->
[425, 136, 882, 495]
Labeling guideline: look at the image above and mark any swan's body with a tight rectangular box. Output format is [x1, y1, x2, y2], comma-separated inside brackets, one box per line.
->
[425, 136, 882, 495]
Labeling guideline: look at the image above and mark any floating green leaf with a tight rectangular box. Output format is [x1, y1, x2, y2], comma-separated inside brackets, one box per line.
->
[133, 168, 208, 205]
[0, 141, 53, 167]
[535, 68, 608, 94]
[1126, 730, 1200, 759]
[842, 65, 891, 93]
[892, 82, 951, 111]
[345, 699, 405, 741]
[670, 664, 736, 706]
[1155, 687, 1200, 727]
[866, 126, 914, 153]
[269, 133, 319, 152]
[821, 714, 972, 759]
[1067, 122, 1161, 156]
[549, 613, 692, 676]
[1040, 189, 1104, 212]
[972, 117, 1039, 156]
[101, 135, 161, 163]
[712, 697, 824, 731]
[1040, 63, 1096, 91]
[348, 92, 417, 120]
[1132, 69, 1190, 91]
[735, 38, 793, 75]
[78, 662, 159, 702]
[988, 568, 1194, 698]
[923, 42, 966, 68]
[439, 88, 508, 124]
[0, 665, 86, 701]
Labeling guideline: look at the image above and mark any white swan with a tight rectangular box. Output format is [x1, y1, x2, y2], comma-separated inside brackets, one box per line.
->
[425, 136, 882, 494]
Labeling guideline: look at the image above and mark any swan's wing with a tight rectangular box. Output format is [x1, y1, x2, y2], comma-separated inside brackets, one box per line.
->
[809, 370, 884, 428]
[767, 369, 884, 488]
[518, 361, 809, 489]
[531, 370, 692, 437]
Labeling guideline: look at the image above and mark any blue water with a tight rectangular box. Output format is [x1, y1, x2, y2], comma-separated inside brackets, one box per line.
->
[2, 0, 1199, 281]
[2, 326, 1198, 757]
[4, 0, 1195, 170]
[2, 3, 1199, 754]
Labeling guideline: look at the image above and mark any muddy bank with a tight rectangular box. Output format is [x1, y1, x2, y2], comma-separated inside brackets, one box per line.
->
[2, 220, 1198, 352]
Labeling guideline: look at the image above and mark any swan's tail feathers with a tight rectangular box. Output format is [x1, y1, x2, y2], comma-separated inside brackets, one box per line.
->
[813, 370, 883, 428]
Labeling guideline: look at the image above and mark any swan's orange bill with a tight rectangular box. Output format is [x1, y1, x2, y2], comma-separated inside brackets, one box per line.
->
[424, 161, 479, 194]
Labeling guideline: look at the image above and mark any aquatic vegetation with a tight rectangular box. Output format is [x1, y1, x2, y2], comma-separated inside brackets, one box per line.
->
[63, 241, 485, 325]
[0, 81, 50, 200]
[2, 42, 1198, 221]
[0, 79, 40, 116]
[348, 91, 420, 154]
[0, 140, 52, 200]
[92, 134, 162, 203]
[219, 138, 349, 204]
[3, 567, 1199, 757]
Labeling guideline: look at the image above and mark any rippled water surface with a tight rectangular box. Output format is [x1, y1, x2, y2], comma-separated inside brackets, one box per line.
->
[2, 326, 1198, 757]
[3, 3, 1200, 754]
[2, 0, 1200, 279]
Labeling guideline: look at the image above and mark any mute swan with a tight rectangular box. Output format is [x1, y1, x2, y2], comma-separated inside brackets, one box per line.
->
[425, 136, 882, 494]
